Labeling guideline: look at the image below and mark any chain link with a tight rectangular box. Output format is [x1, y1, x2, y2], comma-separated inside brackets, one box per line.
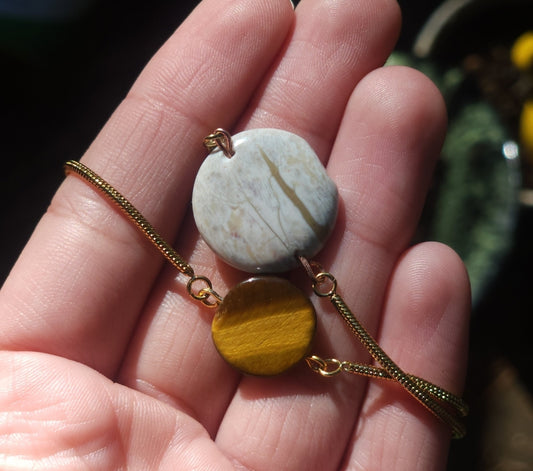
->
[306, 356, 345, 377]
[203, 128, 235, 158]
[187, 275, 223, 307]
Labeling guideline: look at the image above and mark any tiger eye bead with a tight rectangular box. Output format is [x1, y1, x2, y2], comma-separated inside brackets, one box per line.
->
[212, 277, 316, 376]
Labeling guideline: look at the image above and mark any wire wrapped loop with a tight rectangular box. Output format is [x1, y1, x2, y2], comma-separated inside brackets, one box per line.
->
[203, 128, 235, 158]
[312, 272, 337, 297]
[306, 356, 344, 377]
[187, 275, 223, 307]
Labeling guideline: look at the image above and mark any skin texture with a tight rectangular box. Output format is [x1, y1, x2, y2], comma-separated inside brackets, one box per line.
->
[0, 0, 470, 470]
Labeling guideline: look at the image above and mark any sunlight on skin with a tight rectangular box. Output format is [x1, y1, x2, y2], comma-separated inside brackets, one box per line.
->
[0, 0, 470, 469]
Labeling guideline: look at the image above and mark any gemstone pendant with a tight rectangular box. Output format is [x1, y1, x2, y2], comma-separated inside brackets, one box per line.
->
[212, 276, 316, 376]
[192, 128, 338, 273]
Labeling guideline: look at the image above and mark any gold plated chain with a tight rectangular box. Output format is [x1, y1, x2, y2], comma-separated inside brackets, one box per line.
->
[64, 160, 222, 308]
[64, 130, 467, 438]
[299, 257, 468, 439]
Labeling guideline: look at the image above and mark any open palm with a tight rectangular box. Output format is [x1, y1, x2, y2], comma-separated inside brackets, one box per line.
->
[0, 0, 470, 469]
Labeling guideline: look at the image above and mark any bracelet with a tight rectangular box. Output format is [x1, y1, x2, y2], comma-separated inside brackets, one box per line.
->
[64, 127, 468, 438]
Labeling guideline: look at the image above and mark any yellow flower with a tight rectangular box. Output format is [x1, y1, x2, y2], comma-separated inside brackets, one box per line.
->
[511, 31, 533, 71]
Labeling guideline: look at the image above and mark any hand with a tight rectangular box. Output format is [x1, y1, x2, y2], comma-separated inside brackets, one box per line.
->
[0, 0, 470, 469]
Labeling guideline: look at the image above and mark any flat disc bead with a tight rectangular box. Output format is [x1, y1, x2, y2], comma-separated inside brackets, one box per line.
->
[192, 128, 338, 273]
[211, 277, 316, 376]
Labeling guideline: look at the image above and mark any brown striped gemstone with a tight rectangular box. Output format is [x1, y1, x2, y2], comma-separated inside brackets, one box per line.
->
[212, 277, 316, 376]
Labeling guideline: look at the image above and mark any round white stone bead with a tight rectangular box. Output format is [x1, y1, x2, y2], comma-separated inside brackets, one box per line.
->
[192, 128, 338, 273]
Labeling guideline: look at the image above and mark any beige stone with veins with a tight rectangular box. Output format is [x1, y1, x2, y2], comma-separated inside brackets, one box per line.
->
[192, 128, 338, 273]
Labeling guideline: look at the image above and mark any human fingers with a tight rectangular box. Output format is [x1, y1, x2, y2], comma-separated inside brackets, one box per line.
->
[345, 242, 470, 470]
[117, 0, 402, 437]
[238, 0, 402, 158]
[0, 0, 294, 376]
[214, 67, 448, 470]
[0, 351, 235, 470]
